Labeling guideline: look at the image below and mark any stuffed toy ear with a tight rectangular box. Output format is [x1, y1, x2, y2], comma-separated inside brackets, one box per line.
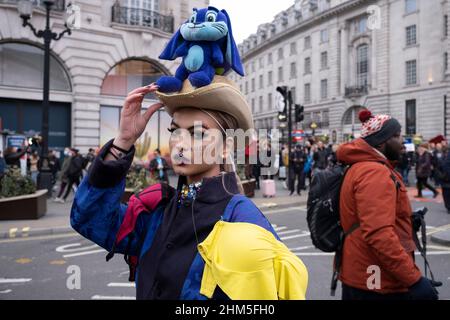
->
[159, 28, 184, 61]
[221, 9, 244, 76]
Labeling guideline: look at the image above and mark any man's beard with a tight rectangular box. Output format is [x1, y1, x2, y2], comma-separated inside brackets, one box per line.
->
[385, 143, 400, 161]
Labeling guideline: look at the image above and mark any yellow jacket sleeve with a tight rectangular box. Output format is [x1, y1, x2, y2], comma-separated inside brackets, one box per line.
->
[197, 221, 308, 300]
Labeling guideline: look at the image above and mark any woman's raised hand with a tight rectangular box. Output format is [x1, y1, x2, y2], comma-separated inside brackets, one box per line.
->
[113, 83, 163, 151]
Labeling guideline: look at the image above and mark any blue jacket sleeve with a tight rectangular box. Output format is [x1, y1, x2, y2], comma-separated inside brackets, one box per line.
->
[229, 197, 280, 241]
[70, 139, 146, 256]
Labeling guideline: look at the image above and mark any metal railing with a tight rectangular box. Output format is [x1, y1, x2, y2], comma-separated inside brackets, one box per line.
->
[112, 5, 174, 33]
[0, 0, 66, 11]
[345, 85, 369, 98]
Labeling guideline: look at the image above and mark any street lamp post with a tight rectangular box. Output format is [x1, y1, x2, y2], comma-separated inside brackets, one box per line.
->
[18, 0, 72, 193]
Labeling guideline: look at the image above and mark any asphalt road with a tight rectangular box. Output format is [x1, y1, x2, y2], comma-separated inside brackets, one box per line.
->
[1, 198, 449, 300]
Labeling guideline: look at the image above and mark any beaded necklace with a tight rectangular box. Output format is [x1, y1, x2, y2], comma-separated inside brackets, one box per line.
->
[177, 181, 203, 206]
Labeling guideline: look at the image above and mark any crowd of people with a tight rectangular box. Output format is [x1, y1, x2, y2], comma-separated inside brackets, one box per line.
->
[0, 144, 97, 202]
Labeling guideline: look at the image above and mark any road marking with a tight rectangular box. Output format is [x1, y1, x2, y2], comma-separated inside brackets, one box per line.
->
[289, 246, 315, 251]
[0, 289, 12, 294]
[0, 233, 79, 244]
[56, 243, 99, 253]
[63, 249, 106, 258]
[274, 226, 287, 231]
[107, 283, 136, 288]
[278, 229, 301, 235]
[21, 227, 30, 237]
[49, 260, 67, 265]
[428, 245, 450, 251]
[15, 258, 32, 264]
[281, 232, 310, 241]
[91, 295, 135, 300]
[9, 228, 18, 238]
[264, 206, 306, 215]
[0, 278, 32, 284]
[296, 251, 450, 257]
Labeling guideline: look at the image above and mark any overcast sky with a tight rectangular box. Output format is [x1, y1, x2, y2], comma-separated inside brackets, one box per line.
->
[209, 0, 295, 44]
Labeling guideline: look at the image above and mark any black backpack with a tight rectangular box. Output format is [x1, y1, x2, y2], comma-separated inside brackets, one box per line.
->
[307, 164, 356, 252]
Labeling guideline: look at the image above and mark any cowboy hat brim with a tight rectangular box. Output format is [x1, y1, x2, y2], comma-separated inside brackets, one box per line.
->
[155, 76, 254, 131]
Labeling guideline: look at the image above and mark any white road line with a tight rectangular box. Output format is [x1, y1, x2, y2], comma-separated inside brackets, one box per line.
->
[63, 249, 106, 258]
[107, 283, 136, 288]
[0, 278, 32, 284]
[281, 232, 310, 241]
[264, 206, 306, 214]
[278, 229, 301, 235]
[289, 246, 314, 251]
[56, 243, 99, 253]
[91, 295, 136, 300]
[274, 226, 287, 231]
[9, 228, 18, 238]
[0, 289, 12, 294]
[21, 227, 30, 237]
[296, 251, 450, 257]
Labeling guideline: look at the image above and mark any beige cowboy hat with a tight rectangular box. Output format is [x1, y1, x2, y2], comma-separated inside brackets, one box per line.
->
[155, 76, 254, 131]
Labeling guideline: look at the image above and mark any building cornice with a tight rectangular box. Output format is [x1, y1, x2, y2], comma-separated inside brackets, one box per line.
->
[241, 0, 376, 62]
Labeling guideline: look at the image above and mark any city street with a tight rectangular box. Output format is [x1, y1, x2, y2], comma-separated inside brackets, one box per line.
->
[1, 197, 449, 300]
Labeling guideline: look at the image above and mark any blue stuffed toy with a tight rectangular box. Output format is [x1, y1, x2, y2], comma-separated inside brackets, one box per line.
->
[156, 6, 244, 93]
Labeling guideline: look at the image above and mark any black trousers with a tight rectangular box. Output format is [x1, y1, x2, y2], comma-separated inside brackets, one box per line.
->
[63, 175, 81, 200]
[289, 169, 304, 194]
[442, 187, 450, 211]
[417, 177, 438, 196]
[342, 284, 410, 300]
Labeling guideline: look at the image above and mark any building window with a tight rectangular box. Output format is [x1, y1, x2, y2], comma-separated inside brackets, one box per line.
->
[304, 36, 311, 50]
[406, 25, 417, 46]
[321, 51, 328, 69]
[251, 61, 256, 73]
[240, 84, 243, 92]
[304, 83, 311, 103]
[290, 42, 297, 55]
[259, 57, 264, 68]
[358, 16, 367, 34]
[405, 0, 417, 14]
[405, 99, 416, 135]
[268, 52, 273, 64]
[357, 44, 369, 87]
[304, 57, 311, 74]
[259, 75, 264, 89]
[291, 87, 296, 104]
[445, 52, 448, 71]
[278, 47, 284, 59]
[290, 62, 297, 79]
[259, 96, 263, 112]
[278, 66, 284, 82]
[445, 15, 448, 38]
[406, 60, 417, 85]
[322, 110, 329, 127]
[321, 79, 328, 99]
[251, 78, 255, 92]
[245, 81, 249, 94]
[268, 71, 273, 86]
[268, 93, 273, 110]
[320, 29, 329, 43]
[251, 98, 255, 113]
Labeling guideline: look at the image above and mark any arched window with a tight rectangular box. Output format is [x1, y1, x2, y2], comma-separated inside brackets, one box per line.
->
[343, 106, 367, 126]
[101, 59, 167, 96]
[0, 42, 71, 91]
[356, 44, 369, 87]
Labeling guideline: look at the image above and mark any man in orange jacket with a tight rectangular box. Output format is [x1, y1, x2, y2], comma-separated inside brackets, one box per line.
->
[337, 110, 438, 300]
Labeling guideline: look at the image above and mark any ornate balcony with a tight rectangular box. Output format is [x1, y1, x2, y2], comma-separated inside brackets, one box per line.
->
[344, 85, 369, 98]
[112, 3, 174, 34]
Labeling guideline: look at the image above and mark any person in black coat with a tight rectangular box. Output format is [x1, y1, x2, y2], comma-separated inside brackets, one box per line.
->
[62, 148, 85, 202]
[289, 144, 306, 196]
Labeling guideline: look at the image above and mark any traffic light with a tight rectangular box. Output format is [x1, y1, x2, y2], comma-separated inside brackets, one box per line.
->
[295, 104, 304, 123]
[276, 86, 288, 123]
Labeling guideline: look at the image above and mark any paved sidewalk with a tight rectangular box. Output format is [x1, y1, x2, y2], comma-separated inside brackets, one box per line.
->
[0, 178, 307, 239]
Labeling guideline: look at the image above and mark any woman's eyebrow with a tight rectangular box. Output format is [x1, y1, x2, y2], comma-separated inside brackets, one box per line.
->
[187, 124, 210, 131]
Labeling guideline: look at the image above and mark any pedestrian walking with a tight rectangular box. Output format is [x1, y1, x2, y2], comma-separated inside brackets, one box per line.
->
[54, 148, 72, 202]
[415, 143, 439, 198]
[289, 144, 306, 196]
[149, 148, 170, 184]
[336, 110, 438, 300]
[29, 151, 39, 184]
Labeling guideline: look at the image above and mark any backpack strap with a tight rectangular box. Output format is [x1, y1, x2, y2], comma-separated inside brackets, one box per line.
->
[106, 183, 175, 262]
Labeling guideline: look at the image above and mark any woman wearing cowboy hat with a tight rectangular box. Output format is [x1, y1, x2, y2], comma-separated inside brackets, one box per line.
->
[70, 5, 308, 300]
